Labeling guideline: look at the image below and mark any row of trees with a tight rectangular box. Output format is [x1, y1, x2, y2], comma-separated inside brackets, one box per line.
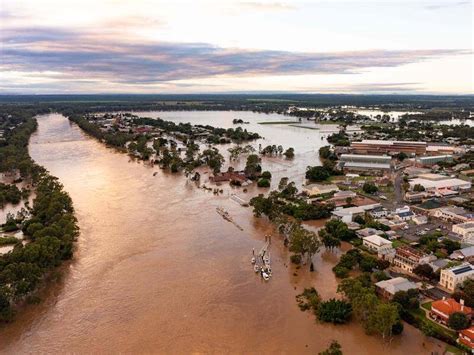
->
[0, 110, 79, 322]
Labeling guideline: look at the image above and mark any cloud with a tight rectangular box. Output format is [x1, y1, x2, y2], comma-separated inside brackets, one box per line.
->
[424, 1, 470, 10]
[238, 2, 297, 11]
[0, 26, 468, 93]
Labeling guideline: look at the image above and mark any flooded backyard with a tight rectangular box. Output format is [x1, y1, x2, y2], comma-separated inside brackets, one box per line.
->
[0, 112, 442, 354]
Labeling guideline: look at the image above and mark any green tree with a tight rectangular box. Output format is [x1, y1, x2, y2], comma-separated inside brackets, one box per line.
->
[257, 178, 270, 188]
[317, 299, 352, 324]
[306, 166, 330, 182]
[366, 303, 399, 340]
[284, 147, 295, 159]
[245, 154, 262, 179]
[448, 312, 470, 331]
[362, 182, 378, 194]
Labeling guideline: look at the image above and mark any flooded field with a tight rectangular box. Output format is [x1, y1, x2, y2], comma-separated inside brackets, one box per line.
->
[0, 112, 442, 354]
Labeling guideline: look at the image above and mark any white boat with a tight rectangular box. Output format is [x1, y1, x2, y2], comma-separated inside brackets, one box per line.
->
[254, 265, 260, 273]
[251, 257, 256, 264]
[262, 272, 270, 281]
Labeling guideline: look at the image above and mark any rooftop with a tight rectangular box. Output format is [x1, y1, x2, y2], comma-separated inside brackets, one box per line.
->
[375, 277, 418, 295]
[431, 298, 472, 316]
[363, 234, 392, 247]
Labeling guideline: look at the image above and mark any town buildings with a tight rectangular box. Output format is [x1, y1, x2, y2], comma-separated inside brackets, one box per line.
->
[362, 235, 393, 253]
[452, 222, 474, 244]
[432, 207, 474, 224]
[409, 173, 471, 194]
[351, 140, 427, 156]
[392, 245, 433, 273]
[416, 155, 453, 167]
[458, 326, 474, 350]
[375, 277, 418, 300]
[440, 263, 474, 292]
[450, 246, 474, 262]
[430, 298, 472, 326]
[339, 154, 392, 173]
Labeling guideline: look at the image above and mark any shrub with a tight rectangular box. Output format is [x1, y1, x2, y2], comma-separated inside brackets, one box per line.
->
[317, 299, 352, 324]
[290, 254, 302, 265]
[257, 178, 271, 188]
[261, 171, 272, 180]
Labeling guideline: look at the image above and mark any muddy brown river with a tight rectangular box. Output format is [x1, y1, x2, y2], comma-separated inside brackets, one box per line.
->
[0, 113, 442, 354]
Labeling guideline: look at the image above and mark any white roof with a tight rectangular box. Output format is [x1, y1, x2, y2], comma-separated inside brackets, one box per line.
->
[363, 235, 392, 247]
[376, 277, 418, 295]
[409, 177, 471, 190]
[332, 203, 381, 217]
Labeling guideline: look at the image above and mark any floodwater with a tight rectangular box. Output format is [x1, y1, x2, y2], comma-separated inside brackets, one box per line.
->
[0, 113, 442, 354]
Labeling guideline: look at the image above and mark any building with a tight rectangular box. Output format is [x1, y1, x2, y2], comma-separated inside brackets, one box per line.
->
[430, 298, 472, 326]
[453, 222, 474, 244]
[351, 140, 427, 156]
[369, 206, 389, 218]
[432, 207, 474, 224]
[357, 227, 384, 238]
[413, 215, 428, 225]
[363, 235, 393, 253]
[450, 246, 474, 262]
[210, 171, 248, 184]
[393, 246, 434, 273]
[440, 263, 474, 292]
[331, 203, 382, 223]
[375, 277, 418, 300]
[404, 191, 428, 203]
[429, 258, 449, 273]
[395, 210, 415, 222]
[458, 326, 474, 350]
[416, 155, 453, 167]
[409, 173, 471, 193]
[326, 190, 357, 207]
[339, 154, 392, 173]
[303, 183, 339, 196]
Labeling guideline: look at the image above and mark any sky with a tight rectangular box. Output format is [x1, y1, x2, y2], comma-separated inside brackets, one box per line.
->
[0, 0, 473, 94]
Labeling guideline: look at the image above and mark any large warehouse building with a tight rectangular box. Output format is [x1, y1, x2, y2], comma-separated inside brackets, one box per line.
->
[339, 154, 392, 172]
[351, 140, 427, 155]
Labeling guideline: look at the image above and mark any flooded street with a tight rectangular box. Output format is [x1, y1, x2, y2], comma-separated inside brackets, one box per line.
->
[0, 113, 441, 354]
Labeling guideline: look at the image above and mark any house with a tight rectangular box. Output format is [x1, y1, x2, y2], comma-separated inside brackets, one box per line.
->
[404, 191, 428, 203]
[326, 190, 357, 207]
[210, 171, 248, 184]
[363, 235, 392, 253]
[432, 207, 474, 224]
[357, 227, 384, 239]
[377, 218, 407, 231]
[458, 326, 474, 350]
[450, 246, 474, 262]
[430, 298, 472, 325]
[331, 203, 381, 223]
[392, 245, 434, 273]
[429, 258, 449, 273]
[369, 206, 389, 218]
[375, 277, 418, 300]
[453, 222, 474, 245]
[395, 210, 415, 222]
[440, 263, 474, 292]
[413, 215, 428, 225]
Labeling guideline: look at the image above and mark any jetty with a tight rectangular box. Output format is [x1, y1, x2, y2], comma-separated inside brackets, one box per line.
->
[216, 207, 244, 231]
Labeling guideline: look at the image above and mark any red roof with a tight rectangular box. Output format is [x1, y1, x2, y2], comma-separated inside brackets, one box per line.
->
[460, 326, 474, 341]
[431, 298, 472, 317]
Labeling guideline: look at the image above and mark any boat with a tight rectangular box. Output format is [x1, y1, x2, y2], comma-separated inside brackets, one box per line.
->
[262, 272, 270, 281]
[251, 257, 256, 264]
[254, 265, 260, 273]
